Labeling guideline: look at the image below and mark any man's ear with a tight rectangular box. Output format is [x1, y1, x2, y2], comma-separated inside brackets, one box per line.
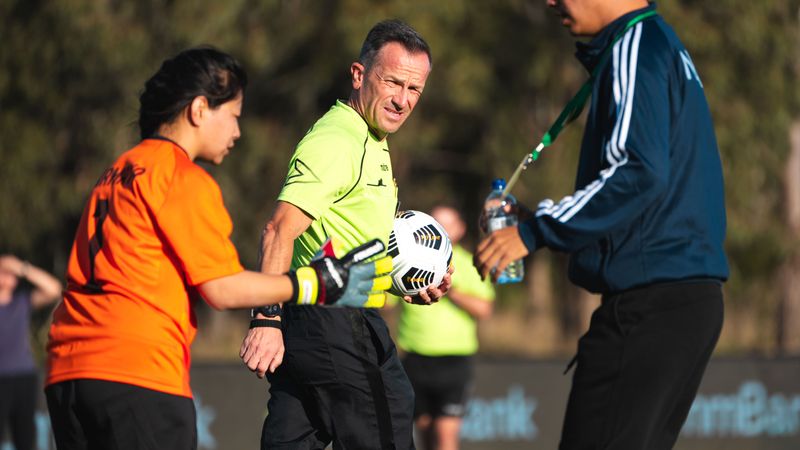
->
[350, 62, 365, 90]
[187, 96, 209, 127]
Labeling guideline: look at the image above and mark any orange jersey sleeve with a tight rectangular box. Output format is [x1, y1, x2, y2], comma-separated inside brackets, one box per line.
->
[47, 139, 244, 398]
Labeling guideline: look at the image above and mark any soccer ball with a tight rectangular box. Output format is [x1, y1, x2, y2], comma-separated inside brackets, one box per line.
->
[387, 210, 453, 297]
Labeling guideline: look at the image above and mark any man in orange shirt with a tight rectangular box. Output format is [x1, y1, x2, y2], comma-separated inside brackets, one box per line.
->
[45, 47, 391, 450]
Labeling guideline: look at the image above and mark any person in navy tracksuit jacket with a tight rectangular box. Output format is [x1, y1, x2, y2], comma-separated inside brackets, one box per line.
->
[475, 1, 729, 449]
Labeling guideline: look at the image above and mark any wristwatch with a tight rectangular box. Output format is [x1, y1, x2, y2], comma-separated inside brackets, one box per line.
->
[251, 304, 283, 318]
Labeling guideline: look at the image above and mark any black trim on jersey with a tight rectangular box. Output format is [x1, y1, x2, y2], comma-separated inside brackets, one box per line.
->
[148, 135, 190, 157]
[333, 135, 368, 204]
[284, 159, 322, 186]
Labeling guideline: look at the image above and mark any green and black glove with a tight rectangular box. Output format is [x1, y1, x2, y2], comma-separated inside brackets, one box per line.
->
[288, 239, 393, 307]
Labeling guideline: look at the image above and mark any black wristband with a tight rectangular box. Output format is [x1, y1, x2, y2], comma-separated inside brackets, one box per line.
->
[249, 318, 281, 329]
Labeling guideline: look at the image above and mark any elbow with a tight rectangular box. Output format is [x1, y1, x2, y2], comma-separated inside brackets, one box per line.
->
[197, 283, 231, 311]
[639, 165, 669, 201]
[472, 302, 494, 321]
[205, 299, 227, 311]
[202, 295, 228, 311]
[46, 283, 64, 302]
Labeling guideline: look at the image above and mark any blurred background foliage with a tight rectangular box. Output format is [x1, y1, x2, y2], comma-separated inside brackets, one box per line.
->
[2, 0, 799, 358]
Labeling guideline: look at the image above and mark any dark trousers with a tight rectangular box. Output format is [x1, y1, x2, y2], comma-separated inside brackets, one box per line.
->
[0, 372, 37, 450]
[559, 281, 724, 450]
[262, 307, 415, 450]
[46, 379, 197, 450]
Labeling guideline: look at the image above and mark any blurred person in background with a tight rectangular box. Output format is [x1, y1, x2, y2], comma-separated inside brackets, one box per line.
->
[0, 254, 62, 450]
[397, 205, 494, 450]
[474, 1, 728, 449]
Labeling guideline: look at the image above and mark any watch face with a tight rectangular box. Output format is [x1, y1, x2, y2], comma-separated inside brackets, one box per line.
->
[256, 304, 282, 317]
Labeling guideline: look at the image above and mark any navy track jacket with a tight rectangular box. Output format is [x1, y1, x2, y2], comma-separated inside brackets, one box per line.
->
[519, 4, 729, 294]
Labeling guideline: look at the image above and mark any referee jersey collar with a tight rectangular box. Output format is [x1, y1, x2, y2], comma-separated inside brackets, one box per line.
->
[335, 99, 385, 143]
[574, 2, 657, 73]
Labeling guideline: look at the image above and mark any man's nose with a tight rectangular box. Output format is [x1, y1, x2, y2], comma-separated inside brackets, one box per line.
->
[392, 88, 408, 109]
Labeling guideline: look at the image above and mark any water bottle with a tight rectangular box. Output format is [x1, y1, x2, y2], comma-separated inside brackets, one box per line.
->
[484, 178, 524, 284]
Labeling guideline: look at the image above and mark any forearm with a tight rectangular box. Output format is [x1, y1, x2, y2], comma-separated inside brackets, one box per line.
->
[254, 221, 296, 319]
[199, 271, 294, 310]
[447, 289, 493, 320]
[260, 222, 295, 275]
[255, 201, 313, 317]
[23, 262, 63, 307]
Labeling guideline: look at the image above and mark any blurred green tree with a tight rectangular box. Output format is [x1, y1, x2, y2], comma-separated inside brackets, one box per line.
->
[2, 0, 798, 355]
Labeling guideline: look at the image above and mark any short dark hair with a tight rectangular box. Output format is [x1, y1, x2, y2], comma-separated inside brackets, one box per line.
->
[138, 47, 247, 140]
[358, 19, 432, 71]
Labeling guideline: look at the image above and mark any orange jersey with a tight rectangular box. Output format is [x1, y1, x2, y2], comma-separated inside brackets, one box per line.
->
[47, 138, 243, 398]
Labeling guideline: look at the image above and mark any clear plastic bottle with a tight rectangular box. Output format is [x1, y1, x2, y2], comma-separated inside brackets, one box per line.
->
[484, 178, 524, 284]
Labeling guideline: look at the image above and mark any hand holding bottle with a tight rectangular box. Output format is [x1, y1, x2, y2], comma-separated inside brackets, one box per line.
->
[480, 179, 524, 284]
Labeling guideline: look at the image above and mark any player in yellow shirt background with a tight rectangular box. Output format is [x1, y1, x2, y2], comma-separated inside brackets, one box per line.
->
[398, 205, 495, 450]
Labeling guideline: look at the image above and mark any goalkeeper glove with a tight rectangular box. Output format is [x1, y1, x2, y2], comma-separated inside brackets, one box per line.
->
[289, 239, 393, 307]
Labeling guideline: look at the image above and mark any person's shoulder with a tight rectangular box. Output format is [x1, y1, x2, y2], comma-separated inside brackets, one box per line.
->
[300, 103, 369, 151]
[140, 140, 218, 193]
[632, 17, 684, 74]
[640, 16, 683, 56]
[115, 139, 184, 174]
[92, 140, 175, 192]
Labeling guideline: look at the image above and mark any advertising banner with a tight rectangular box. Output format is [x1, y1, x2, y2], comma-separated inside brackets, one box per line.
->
[4, 358, 799, 449]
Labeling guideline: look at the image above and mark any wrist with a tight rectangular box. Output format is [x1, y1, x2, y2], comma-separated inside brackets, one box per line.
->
[251, 303, 283, 319]
[518, 220, 541, 252]
[249, 318, 281, 329]
[290, 266, 321, 305]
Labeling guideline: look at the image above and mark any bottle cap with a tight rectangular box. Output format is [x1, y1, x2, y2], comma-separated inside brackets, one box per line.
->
[492, 178, 506, 190]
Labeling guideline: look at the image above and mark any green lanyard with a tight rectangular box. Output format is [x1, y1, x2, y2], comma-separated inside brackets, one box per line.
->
[503, 10, 658, 197]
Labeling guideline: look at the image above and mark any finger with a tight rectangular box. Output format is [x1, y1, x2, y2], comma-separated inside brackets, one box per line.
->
[475, 245, 499, 280]
[239, 338, 249, 358]
[341, 239, 385, 268]
[416, 289, 432, 305]
[355, 275, 391, 299]
[374, 256, 393, 276]
[476, 235, 491, 254]
[495, 251, 518, 276]
[371, 274, 392, 292]
[245, 353, 261, 372]
[364, 293, 387, 308]
[241, 341, 258, 365]
[493, 259, 510, 278]
[441, 271, 452, 285]
[483, 241, 509, 278]
[244, 344, 273, 372]
[402, 295, 414, 304]
[241, 335, 269, 366]
[426, 285, 443, 302]
[474, 238, 498, 279]
[438, 275, 452, 293]
[257, 359, 270, 378]
[269, 350, 284, 374]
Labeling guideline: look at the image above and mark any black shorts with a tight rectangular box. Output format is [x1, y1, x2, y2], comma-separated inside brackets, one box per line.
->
[402, 353, 473, 419]
[559, 281, 724, 450]
[261, 307, 415, 450]
[45, 379, 197, 450]
[0, 372, 38, 450]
